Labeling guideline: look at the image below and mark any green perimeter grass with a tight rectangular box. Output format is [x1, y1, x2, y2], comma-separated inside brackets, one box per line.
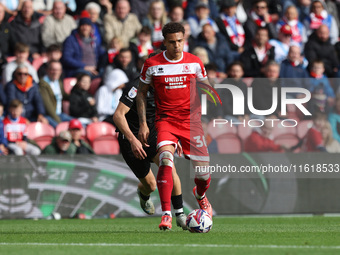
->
[0, 216, 339, 255]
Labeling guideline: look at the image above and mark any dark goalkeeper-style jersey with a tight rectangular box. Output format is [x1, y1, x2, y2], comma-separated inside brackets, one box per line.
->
[117, 78, 156, 136]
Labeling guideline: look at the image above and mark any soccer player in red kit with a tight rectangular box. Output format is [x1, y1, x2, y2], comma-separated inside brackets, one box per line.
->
[137, 22, 212, 230]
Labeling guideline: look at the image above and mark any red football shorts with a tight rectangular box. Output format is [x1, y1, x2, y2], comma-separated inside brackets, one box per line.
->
[156, 119, 210, 162]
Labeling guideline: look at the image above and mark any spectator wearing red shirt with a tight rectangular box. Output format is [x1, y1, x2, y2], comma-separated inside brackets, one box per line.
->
[301, 111, 327, 152]
[245, 117, 288, 152]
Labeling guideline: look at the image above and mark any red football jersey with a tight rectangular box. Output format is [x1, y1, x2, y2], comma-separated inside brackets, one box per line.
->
[140, 51, 207, 122]
[3, 116, 27, 142]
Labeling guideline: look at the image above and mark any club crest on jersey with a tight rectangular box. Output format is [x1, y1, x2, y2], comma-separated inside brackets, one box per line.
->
[128, 87, 137, 98]
[182, 64, 191, 73]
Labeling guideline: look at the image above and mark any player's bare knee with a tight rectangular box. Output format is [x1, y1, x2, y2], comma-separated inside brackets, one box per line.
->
[148, 179, 157, 192]
[159, 150, 174, 167]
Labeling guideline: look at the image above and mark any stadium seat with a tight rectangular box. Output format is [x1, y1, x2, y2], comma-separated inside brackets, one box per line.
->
[207, 120, 237, 139]
[86, 122, 119, 155]
[56, 121, 86, 140]
[63, 77, 77, 94]
[271, 121, 297, 139]
[215, 133, 242, 154]
[26, 122, 55, 150]
[62, 101, 70, 115]
[297, 120, 313, 139]
[274, 134, 300, 151]
[242, 77, 254, 87]
[88, 77, 102, 95]
[32, 56, 48, 70]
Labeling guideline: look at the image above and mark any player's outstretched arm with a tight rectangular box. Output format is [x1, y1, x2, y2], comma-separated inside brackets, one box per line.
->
[137, 80, 151, 147]
[113, 102, 147, 159]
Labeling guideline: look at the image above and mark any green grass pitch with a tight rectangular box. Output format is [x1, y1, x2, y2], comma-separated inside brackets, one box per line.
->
[0, 216, 339, 255]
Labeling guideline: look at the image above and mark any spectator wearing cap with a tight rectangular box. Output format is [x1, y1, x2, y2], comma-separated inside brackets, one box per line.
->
[68, 119, 94, 154]
[269, 24, 293, 64]
[39, 60, 73, 128]
[187, 1, 219, 39]
[95, 68, 129, 121]
[215, 0, 245, 59]
[243, 0, 277, 47]
[277, 5, 307, 48]
[42, 130, 77, 154]
[103, 0, 142, 48]
[10, 0, 45, 59]
[61, 16, 104, 78]
[304, 0, 338, 45]
[41, 0, 77, 48]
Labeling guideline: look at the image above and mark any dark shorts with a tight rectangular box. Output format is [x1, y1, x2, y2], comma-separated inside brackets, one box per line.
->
[118, 128, 158, 179]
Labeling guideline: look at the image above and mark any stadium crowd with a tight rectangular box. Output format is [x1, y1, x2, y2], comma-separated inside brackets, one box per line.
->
[1, 0, 340, 155]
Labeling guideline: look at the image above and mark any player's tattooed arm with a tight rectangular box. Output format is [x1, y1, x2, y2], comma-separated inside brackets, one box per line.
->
[137, 80, 151, 147]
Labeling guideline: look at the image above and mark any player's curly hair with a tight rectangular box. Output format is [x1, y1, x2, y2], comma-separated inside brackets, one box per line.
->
[162, 22, 185, 39]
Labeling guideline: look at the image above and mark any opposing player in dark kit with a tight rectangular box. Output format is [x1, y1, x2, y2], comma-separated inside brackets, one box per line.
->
[113, 55, 187, 229]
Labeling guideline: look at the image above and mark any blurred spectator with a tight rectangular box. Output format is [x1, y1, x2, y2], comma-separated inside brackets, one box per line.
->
[216, 61, 249, 121]
[215, 0, 245, 58]
[196, 23, 232, 74]
[69, 73, 98, 126]
[304, 0, 338, 45]
[5, 64, 47, 123]
[130, 0, 152, 21]
[169, 5, 184, 23]
[187, 1, 219, 39]
[131, 26, 154, 59]
[10, 0, 45, 58]
[301, 111, 327, 151]
[2, 43, 39, 85]
[42, 130, 76, 154]
[41, 0, 76, 48]
[244, 0, 278, 46]
[240, 27, 275, 77]
[184, 0, 219, 20]
[244, 116, 288, 152]
[205, 63, 220, 86]
[192, 46, 210, 65]
[280, 45, 310, 95]
[0, 0, 23, 16]
[182, 21, 196, 53]
[322, 121, 340, 152]
[277, 5, 307, 47]
[328, 94, 340, 143]
[0, 84, 5, 107]
[307, 59, 335, 114]
[0, 108, 8, 155]
[3, 99, 40, 155]
[38, 44, 63, 79]
[304, 24, 339, 77]
[106, 48, 139, 94]
[68, 118, 94, 154]
[61, 17, 104, 78]
[0, 3, 14, 71]
[251, 61, 281, 117]
[95, 68, 128, 121]
[39, 60, 73, 128]
[85, 2, 105, 48]
[269, 24, 292, 64]
[101, 36, 123, 68]
[142, 0, 168, 49]
[103, 0, 142, 48]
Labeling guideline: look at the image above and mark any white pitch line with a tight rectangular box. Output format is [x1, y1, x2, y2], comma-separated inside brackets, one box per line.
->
[0, 243, 339, 249]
